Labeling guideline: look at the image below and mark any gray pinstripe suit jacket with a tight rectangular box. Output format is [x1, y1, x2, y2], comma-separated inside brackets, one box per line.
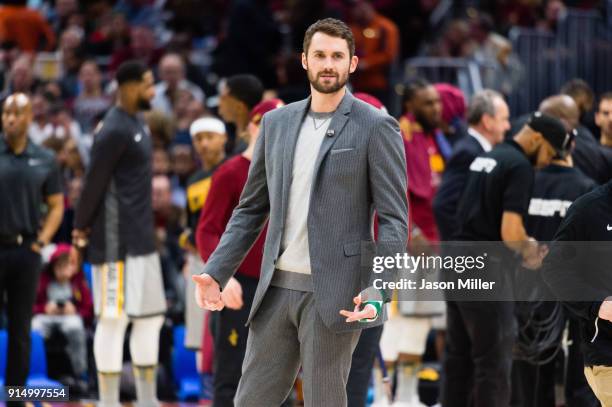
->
[204, 90, 409, 332]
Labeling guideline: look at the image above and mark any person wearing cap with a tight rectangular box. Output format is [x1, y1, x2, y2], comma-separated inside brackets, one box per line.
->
[512, 124, 597, 406]
[442, 112, 567, 407]
[32, 243, 93, 389]
[182, 116, 227, 357]
[195, 98, 283, 406]
[193, 18, 408, 407]
[72, 60, 166, 407]
[0, 92, 64, 404]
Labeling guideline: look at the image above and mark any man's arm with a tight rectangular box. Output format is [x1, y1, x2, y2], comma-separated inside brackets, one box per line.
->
[202, 116, 270, 288]
[196, 167, 238, 262]
[34, 193, 63, 249]
[74, 125, 127, 231]
[367, 114, 409, 301]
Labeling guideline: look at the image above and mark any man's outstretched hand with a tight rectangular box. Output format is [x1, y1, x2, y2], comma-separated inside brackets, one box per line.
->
[339, 295, 377, 323]
[192, 274, 224, 311]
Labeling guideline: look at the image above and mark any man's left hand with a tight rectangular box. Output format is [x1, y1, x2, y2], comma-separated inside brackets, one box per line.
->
[339, 295, 377, 323]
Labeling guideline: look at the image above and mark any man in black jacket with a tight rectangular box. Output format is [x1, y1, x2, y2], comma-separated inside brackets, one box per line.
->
[433, 89, 509, 241]
[542, 180, 612, 407]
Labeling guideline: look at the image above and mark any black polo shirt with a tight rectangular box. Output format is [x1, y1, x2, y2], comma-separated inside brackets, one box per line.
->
[455, 139, 534, 241]
[74, 106, 156, 263]
[0, 136, 62, 237]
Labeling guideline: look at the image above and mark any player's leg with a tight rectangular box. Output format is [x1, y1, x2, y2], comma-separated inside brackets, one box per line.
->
[94, 314, 129, 407]
[92, 262, 130, 407]
[124, 253, 167, 407]
[130, 315, 165, 406]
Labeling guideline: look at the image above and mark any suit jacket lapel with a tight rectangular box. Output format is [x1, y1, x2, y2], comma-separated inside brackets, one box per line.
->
[311, 91, 354, 183]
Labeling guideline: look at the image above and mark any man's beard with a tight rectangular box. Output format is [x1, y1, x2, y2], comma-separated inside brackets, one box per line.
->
[138, 98, 152, 111]
[414, 111, 438, 133]
[307, 68, 348, 94]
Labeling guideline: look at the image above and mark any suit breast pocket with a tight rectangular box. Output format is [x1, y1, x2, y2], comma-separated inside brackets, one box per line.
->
[327, 147, 360, 185]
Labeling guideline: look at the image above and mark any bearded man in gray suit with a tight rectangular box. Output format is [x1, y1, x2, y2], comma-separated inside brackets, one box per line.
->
[193, 18, 408, 407]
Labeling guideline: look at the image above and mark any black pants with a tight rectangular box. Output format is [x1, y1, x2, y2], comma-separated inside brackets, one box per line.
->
[442, 301, 515, 407]
[211, 274, 258, 407]
[565, 317, 599, 407]
[511, 359, 556, 407]
[346, 325, 383, 407]
[0, 244, 42, 405]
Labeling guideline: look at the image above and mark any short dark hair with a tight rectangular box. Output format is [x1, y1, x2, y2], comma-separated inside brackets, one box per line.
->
[116, 60, 148, 85]
[303, 18, 355, 57]
[226, 75, 264, 110]
[560, 79, 594, 100]
[402, 77, 431, 106]
[599, 92, 612, 109]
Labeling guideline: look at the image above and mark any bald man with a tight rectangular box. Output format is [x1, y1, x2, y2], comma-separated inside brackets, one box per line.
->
[509, 94, 610, 184]
[151, 53, 205, 115]
[0, 93, 63, 401]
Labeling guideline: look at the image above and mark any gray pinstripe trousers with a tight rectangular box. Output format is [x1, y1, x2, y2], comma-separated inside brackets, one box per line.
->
[234, 286, 361, 407]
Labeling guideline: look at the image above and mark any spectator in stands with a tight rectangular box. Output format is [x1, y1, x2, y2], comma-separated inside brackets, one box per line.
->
[595, 92, 612, 176]
[434, 83, 467, 144]
[152, 53, 205, 116]
[109, 25, 162, 71]
[146, 110, 175, 149]
[478, 33, 524, 97]
[429, 19, 478, 58]
[47, 0, 79, 34]
[29, 92, 54, 144]
[212, 0, 282, 88]
[87, 11, 130, 57]
[0, 1, 56, 52]
[348, 0, 399, 107]
[561, 78, 595, 127]
[0, 54, 37, 100]
[40, 103, 83, 146]
[596, 92, 612, 149]
[169, 142, 196, 208]
[152, 173, 184, 320]
[73, 60, 112, 133]
[57, 26, 86, 99]
[217, 74, 264, 154]
[32, 243, 92, 384]
[153, 146, 171, 175]
[434, 89, 510, 242]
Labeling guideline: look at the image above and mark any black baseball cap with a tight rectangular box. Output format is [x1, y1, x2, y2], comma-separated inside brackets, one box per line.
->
[527, 111, 577, 159]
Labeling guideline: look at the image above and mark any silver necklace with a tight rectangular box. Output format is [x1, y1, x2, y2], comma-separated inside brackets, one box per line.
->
[312, 115, 332, 130]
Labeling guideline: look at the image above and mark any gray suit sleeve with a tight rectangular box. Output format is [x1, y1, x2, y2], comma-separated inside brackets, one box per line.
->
[202, 116, 270, 288]
[368, 115, 409, 301]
